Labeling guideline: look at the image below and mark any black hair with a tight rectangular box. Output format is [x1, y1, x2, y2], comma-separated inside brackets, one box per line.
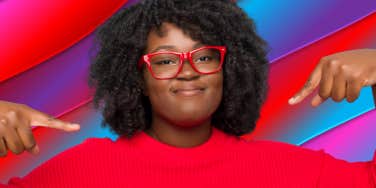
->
[89, 0, 269, 138]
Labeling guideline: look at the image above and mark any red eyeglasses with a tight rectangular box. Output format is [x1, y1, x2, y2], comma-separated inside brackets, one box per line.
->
[138, 46, 227, 80]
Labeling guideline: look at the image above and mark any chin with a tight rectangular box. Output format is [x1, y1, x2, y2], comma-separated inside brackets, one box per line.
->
[171, 114, 211, 128]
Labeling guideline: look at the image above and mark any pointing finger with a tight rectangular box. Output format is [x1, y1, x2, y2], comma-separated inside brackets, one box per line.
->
[289, 62, 323, 105]
[26, 107, 80, 131]
[31, 115, 80, 132]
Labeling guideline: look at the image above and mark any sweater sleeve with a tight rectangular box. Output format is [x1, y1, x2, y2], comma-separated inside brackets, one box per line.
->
[317, 149, 376, 187]
[0, 138, 111, 188]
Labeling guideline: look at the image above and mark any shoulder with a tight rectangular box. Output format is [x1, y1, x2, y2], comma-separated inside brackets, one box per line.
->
[53, 137, 115, 157]
[239, 138, 323, 155]
[235, 138, 326, 166]
[16, 137, 118, 186]
[225, 138, 327, 185]
[39, 137, 115, 166]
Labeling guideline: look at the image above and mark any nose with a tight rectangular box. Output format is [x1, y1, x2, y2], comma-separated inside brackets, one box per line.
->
[176, 59, 200, 80]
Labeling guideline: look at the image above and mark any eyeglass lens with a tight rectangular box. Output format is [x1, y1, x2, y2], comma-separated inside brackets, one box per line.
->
[149, 48, 221, 78]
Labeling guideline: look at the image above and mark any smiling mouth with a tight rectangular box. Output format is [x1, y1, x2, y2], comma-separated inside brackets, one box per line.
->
[172, 88, 205, 97]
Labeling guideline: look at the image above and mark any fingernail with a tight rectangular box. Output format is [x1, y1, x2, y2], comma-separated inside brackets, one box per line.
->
[288, 97, 296, 105]
[69, 123, 80, 129]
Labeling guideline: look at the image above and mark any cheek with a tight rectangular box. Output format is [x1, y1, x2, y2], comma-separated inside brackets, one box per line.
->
[209, 73, 224, 110]
[143, 73, 170, 107]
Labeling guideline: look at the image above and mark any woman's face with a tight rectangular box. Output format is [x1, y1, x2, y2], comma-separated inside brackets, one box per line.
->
[143, 22, 223, 128]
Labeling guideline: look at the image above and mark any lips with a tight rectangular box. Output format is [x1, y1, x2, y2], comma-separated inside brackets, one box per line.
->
[171, 85, 206, 97]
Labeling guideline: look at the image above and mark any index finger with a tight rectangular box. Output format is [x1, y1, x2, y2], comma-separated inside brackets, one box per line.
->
[288, 60, 324, 105]
[26, 107, 80, 131]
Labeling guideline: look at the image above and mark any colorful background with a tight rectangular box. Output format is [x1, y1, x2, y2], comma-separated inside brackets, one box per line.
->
[0, 0, 375, 182]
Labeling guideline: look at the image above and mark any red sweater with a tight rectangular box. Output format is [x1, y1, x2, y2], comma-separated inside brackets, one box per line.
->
[1, 127, 376, 187]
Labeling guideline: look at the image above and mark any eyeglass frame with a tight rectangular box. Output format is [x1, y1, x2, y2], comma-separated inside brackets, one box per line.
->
[137, 46, 227, 80]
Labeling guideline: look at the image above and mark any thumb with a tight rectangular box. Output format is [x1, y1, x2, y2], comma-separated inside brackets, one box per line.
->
[311, 94, 326, 107]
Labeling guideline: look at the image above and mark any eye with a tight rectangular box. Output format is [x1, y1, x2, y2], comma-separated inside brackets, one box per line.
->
[154, 60, 177, 65]
[196, 56, 213, 63]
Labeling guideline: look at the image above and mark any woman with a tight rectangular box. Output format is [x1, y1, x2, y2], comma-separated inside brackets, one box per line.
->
[1, 0, 376, 187]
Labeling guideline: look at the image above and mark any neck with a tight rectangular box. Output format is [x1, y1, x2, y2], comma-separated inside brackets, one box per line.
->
[145, 115, 212, 148]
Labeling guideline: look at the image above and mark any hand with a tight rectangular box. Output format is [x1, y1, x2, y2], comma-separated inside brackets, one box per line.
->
[288, 49, 376, 107]
[0, 100, 80, 157]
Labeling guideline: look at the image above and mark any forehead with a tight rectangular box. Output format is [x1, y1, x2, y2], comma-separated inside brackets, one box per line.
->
[145, 22, 200, 53]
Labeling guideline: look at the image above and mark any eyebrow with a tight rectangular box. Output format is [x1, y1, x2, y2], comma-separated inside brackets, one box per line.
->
[150, 43, 203, 53]
[150, 45, 176, 53]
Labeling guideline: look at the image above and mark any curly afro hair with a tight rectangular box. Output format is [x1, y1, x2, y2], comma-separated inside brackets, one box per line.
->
[89, 0, 269, 138]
